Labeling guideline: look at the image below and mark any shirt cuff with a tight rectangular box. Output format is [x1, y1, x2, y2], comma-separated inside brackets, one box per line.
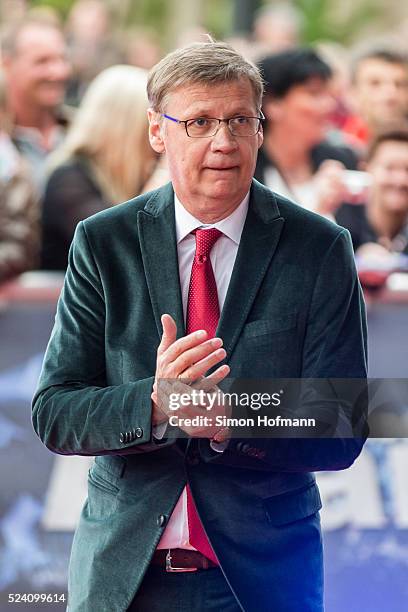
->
[152, 420, 168, 440]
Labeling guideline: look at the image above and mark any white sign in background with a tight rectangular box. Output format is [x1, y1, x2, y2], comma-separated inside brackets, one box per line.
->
[41, 440, 408, 532]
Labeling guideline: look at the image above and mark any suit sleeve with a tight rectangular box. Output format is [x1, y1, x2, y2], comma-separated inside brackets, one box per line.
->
[199, 229, 368, 472]
[32, 221, 174, 456]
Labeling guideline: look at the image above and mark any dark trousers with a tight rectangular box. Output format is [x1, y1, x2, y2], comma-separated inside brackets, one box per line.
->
[127, 565, 242, 612]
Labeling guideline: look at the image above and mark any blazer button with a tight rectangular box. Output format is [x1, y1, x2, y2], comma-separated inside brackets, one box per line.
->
[157, 514, 167, 527]
[135, 427, 143, 438]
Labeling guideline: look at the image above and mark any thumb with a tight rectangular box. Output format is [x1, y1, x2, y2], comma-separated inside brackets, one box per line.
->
[318, 159, 345, 177]
[158, 314, 177, 354]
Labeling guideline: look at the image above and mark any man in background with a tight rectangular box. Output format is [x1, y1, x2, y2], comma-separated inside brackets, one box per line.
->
[1, 17, 71, 193]
[252, 3, 303, 54]
[64, 0, 123, 106]
[343, 48, 408, 149]
[337, 125, 408, 257]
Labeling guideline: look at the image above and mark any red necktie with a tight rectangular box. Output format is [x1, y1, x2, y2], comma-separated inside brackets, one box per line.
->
[186, 228, 222, 564]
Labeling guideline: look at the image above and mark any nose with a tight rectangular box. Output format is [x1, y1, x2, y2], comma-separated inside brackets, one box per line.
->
[210, 122, 238, 153]
[47, 57, 70, 82]
[379, 81, 403, 103]
[392, 168, 408, 186]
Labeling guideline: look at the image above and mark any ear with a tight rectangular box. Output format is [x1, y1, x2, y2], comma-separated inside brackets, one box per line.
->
[257, 122, 264, 149]
[148, 108, 165, 154]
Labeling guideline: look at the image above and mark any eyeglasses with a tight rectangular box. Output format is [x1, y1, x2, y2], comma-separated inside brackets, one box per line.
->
[162, 112, 265, 138]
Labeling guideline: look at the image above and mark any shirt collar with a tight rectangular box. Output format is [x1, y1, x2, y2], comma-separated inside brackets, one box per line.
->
[13, 124, 65, 153]
[174, 191, 249, 245]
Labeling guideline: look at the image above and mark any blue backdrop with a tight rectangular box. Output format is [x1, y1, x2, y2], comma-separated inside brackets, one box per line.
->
[1, 297, 407, 611]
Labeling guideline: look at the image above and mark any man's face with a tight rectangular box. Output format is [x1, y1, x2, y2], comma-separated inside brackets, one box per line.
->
[148, 79, 263, 222]
[367, 140, 408, 214]
[5, 25, 70, 110]
[353, 59, 408, 127]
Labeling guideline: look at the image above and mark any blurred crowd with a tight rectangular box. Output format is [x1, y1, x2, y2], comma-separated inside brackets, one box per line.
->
[1, 0, 408, 289]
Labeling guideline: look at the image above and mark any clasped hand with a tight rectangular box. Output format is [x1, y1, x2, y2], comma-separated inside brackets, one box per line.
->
[151, 314, 231, 443]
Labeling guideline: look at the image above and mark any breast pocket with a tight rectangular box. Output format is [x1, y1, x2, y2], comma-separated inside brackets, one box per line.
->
[234, 313, 299, 377]
[243, 313, 297, 341]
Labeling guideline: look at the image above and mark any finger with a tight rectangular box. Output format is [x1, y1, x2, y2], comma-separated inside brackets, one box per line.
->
[158, 314, 177, 355]
[173, 338, 224, 378]
[163, 329, 209, 363]
[189, 365, 229, 392]
[212, 427, 231, 443]
[178, 347, 226, 382]
[200, 364, 230, 391]
[319, 159, 345, 173]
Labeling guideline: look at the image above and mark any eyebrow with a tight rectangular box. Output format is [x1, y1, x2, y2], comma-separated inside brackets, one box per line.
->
[182, 108, 258, 119]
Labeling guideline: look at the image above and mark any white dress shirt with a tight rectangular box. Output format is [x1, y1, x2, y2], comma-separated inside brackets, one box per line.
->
[264, 166, 316, 211]
[264, 166, 335, 221]
[156, 191, 249, 551]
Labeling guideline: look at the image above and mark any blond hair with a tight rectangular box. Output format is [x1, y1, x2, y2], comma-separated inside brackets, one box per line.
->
[49, 65, 155, 203]
[147, 41, 264, 112]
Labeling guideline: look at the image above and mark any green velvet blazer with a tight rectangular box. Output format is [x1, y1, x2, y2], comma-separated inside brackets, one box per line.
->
[32, 179, 367, 612]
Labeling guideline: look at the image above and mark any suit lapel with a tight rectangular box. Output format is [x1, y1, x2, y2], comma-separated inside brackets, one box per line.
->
[137, 179, 284, 354]
[137, 183, 185, 339]
[216, 180, 284, 359]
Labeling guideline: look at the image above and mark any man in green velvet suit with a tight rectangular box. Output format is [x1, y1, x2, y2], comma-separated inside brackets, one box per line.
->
[32, 42, 367, 612]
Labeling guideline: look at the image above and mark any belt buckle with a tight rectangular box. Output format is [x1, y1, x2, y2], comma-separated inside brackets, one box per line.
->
[165, 550, 198, 572]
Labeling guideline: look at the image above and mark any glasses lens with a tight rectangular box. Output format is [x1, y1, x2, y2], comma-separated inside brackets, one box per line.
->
[229, 117, 260, 136]
[186, 118, 219, 137]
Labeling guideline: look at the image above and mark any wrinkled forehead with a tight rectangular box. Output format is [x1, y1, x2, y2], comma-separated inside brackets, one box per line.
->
[162, 78, 260, 114]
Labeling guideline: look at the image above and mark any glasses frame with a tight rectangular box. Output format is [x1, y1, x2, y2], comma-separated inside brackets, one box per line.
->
[162, 111, 265, 138]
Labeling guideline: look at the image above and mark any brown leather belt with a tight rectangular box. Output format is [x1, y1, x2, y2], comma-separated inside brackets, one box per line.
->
[151, 548, 218, 572]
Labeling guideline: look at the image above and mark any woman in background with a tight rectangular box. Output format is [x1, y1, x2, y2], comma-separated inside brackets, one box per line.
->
[41, 65, 159, 270]
[255, 48, 358, 217]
